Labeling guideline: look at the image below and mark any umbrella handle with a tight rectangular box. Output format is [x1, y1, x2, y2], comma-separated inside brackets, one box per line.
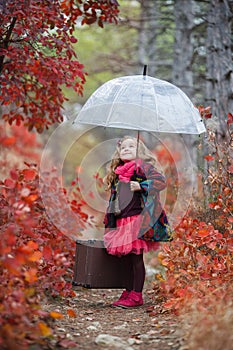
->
[136, 64, 146, 169]
[135, 130, 140, 172]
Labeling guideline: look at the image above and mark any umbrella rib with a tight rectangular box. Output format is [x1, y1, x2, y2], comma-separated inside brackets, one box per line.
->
[152, 83, 159, 132]
[105, 81, 127, 127]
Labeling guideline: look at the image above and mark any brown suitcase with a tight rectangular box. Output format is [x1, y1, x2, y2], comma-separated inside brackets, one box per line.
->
[72, 239, 132, 289]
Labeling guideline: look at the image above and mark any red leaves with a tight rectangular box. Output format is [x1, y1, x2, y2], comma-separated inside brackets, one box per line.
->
[67, 309, 77, 318]
[0, 163, 85, 348]
[227, 165, 233, 173]
[158, 213, 232, 314]
[204, 155, 215, 161]
[227, 112, 233, 125]
[43, 246, 53, 261]
[1, 137, 16, 146]
[22, 169, 37, 181]
[4, 178, 15, 189]
[198, 105, 212, 119]
[0, 0, 119, 132]
[61, 0, 119, 27]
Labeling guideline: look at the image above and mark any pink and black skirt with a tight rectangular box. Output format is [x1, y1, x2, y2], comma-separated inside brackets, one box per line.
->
[104, 214, 160, 256]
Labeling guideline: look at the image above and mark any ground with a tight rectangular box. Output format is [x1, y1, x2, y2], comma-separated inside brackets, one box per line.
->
[43, 273, 186, 350]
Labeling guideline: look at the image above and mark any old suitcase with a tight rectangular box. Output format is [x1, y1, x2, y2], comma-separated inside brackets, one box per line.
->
[72, 239, 132, 289]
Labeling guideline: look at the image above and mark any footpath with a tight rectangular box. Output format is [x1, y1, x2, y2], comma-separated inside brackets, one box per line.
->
[43, 271, 186, 350]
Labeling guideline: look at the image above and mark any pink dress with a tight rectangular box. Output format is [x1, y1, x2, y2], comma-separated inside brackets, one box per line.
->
[104, 160, 160, 256]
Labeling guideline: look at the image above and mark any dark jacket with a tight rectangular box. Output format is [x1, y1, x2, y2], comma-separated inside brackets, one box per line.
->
[104, 162, 172, 242]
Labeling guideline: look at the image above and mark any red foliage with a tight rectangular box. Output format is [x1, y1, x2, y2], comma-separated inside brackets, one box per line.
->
[153, 141, 180, 211]
[61, 0, 119, 28]
[0, 0, 119, 133]
[155, 115, 233, 314]
[0, 164, 90, 349]
[0, 123, 41, 178]
[198, 105, 212, 119]
[157, 217, 233, 313]
[0, 2, 120, 347]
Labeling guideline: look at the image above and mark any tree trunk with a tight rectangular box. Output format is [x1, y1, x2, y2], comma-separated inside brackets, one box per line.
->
[205, 0, 233, 138]
[172, 0, 195, 97]
[137, 0, 159, 77]
[172, 0, 199, 193]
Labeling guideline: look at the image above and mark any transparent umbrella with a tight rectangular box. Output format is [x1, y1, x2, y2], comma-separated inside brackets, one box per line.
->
[74, 72, 206, 134]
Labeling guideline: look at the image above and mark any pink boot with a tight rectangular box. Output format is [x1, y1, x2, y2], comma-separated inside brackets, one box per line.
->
[112, 290, 130, 307]
[116, 291, 143, 308]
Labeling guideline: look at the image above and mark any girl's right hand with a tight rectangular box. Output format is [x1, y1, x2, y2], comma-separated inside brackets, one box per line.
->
[130, 181, 141, 191]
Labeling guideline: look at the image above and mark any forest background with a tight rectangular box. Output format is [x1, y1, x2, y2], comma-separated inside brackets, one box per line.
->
[0, 0, 233, 349]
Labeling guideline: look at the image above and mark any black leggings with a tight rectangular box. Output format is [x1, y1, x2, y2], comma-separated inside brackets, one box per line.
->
[122, 253, 145, 292]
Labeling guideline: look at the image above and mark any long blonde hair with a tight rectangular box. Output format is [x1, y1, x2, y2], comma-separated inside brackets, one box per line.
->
[104, 136, 158, 190]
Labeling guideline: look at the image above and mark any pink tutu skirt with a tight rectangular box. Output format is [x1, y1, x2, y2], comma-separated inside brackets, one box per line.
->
[104, 214, 160, 256]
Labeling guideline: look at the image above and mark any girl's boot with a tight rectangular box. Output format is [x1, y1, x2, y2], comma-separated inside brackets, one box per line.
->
[116, 290, 143, 308]
[112, 290, 130, 307]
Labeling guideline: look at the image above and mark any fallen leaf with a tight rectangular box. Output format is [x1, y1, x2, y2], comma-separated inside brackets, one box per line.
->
[38, 322, 52, 337]
[50, 311, 64, 319]
[67, 309, 77, 318]
[58, 339, 79, 348]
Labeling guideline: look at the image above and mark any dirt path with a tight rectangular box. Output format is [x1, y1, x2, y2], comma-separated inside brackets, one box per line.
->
[44, 277, 185, 350]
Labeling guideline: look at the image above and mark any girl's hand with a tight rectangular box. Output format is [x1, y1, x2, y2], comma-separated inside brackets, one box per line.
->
[130, 181, 141, 191]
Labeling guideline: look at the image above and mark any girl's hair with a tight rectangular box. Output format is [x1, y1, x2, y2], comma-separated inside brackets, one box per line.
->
[104, 135, 158, 190]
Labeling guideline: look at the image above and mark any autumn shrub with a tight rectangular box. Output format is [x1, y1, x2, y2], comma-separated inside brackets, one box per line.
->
[0, 123, 41, 178]
[157, 216, 232, 311]
[0, 162, 90, 349]
[152, 114, 233, 350]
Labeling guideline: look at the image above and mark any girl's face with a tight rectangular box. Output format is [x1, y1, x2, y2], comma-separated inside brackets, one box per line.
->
[119, 138, 137, 161]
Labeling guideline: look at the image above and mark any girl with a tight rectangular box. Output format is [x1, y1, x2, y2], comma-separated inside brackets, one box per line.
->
[103, 136, 170, 308]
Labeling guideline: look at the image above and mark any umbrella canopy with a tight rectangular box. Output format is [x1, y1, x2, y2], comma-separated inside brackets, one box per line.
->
[74, 75, 206, 134]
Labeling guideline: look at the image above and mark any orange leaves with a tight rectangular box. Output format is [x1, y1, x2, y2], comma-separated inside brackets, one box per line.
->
[24, 268, 38, 283]
[67, 309, 77, 318]
[24, 194, 38, 203]
[28, 250, 42, 262]
[27, 240, 38, 250]
[197, 228, 210, 238]
[49, 311, 64, 319]
[38, 322, 52, 337]
[49, 309, 77, 319]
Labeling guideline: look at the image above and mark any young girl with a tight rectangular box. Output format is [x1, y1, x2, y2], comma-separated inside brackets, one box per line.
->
[103, 135, 170, 308]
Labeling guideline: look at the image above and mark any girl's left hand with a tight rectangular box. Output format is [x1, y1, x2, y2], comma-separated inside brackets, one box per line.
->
[130, 181, 141, 191]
